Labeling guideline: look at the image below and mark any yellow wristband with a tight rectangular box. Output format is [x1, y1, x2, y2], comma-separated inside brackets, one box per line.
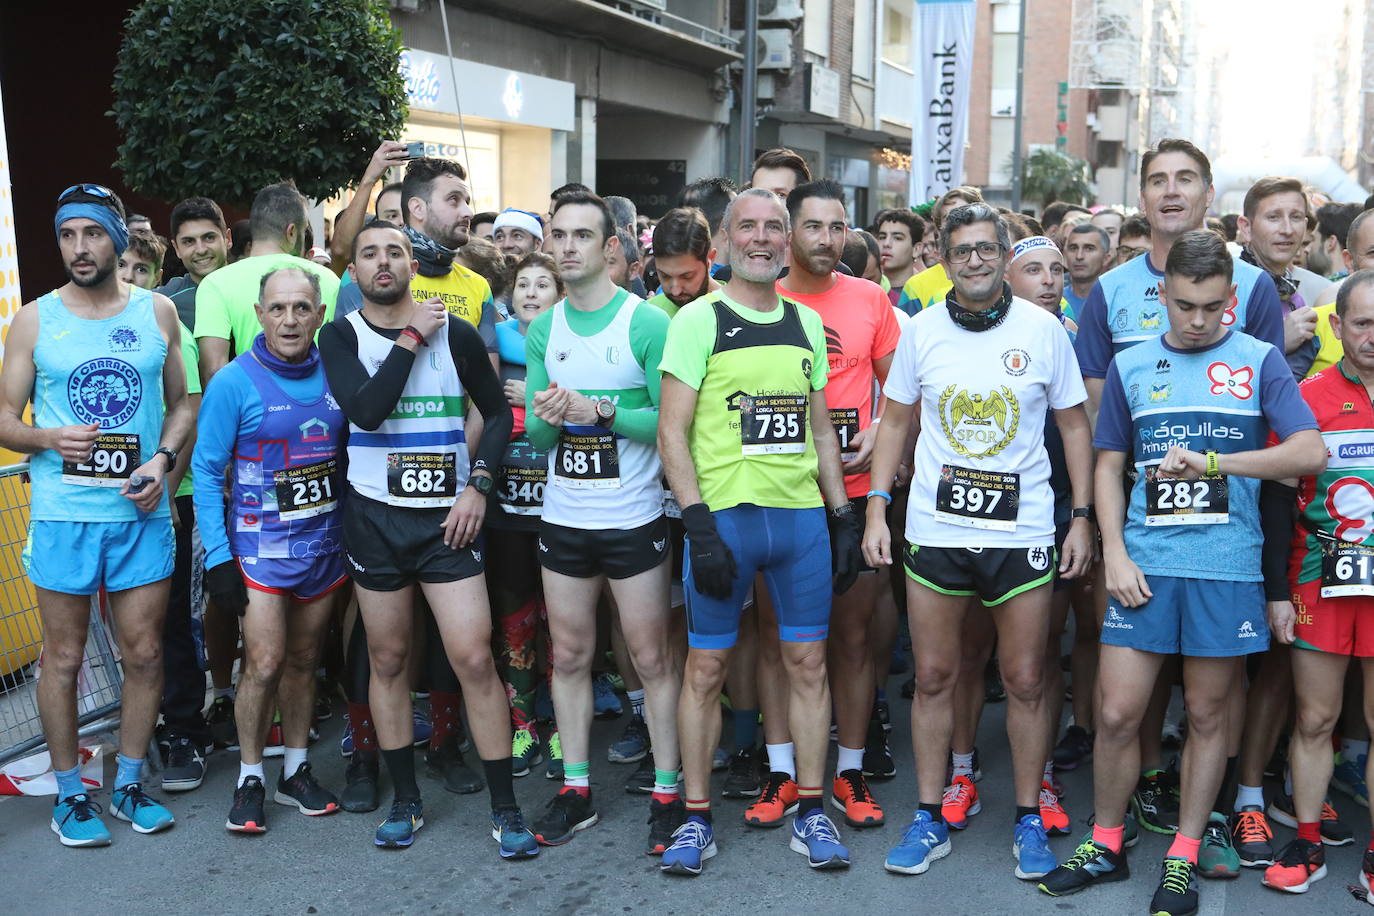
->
[1206, 450, 1219, 476]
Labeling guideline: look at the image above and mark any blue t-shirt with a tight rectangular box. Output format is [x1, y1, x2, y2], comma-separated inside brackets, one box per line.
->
[1063, 287, 1088, 320]
[1074, 252, 1284, 379]
[1094, 330, 1316, 582]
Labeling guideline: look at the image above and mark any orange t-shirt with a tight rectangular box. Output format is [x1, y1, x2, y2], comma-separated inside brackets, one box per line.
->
[776, 273, 902, 498]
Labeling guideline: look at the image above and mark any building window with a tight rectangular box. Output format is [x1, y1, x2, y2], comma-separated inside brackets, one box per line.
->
[804, 0, 832, 59]
[882, 0, 911, 69]
[853, 0, 875, 79]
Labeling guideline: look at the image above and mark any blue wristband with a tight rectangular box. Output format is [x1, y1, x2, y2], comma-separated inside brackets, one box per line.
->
[867, 489, 892, 504]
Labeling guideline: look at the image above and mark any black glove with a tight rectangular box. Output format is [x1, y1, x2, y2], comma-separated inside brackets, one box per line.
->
[205, 560, 249, 617]
[682, 503, 737, 600]
[829, 502, 863, 595]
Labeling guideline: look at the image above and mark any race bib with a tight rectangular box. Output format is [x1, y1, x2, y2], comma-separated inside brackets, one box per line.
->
[934, 465, 1019, 531]
[1144, 472, 1229, 526]
[62, 433, 140, 487]
[386, 452, 457, 506]
[498, 436, 548, 515]
[274, 459, 338, 521]
[663, 484, 682, 520]
[1321, 540, 1374, 598]
[829, 407, 860, 456]
[740, 394, 806, 455]
[553, 431, 620, 489]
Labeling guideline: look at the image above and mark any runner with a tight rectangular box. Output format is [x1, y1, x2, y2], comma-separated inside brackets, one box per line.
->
[895, 186, 983, 316]
[317, 220, 535, 857]
[646, 207, 720, 319]
[0, 183, 193, 846]
[1091, 208, 1124, 255]
[677, 178, 737, 279]
[749, 148, 811, 201]
[1309, 209, 1374, 374]
[1063, 224, 1112, 321]
[863, 205, 1094, 881]
[193, 267, 346, 833]
[1038, 230, 1324, 915]
[521, 190, 682, 855]
[1262, 269, 1374, 896]
[1113, 214, 1152, 268]
[873, 208, 925, 308]
[656, 187, 863, 876]
[492, 208, 544, 261]
[155, 197, 230, 331]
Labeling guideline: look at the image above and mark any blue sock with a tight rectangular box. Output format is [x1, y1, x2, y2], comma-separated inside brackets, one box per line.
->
[733, 708, 759, 750]
[54, 764, 84, 801]
[115, 753, 144, 790]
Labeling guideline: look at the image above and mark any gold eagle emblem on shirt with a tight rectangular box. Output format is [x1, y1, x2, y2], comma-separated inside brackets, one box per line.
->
[949, 390, 1008, 431]
[939, 385, 1020, 459]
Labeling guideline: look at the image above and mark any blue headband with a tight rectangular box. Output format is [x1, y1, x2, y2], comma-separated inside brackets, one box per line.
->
[55, 203, 129, 255]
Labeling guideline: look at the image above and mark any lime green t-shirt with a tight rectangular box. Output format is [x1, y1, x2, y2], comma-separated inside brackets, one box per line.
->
[657, 290, 828, 512]
[645, 290, 680, 320]
[193, 254, 339, 356]
[176, 321, 200, 499]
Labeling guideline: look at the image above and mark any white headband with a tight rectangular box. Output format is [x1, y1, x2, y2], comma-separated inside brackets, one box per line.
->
[1010, 235, 1060, 264]
[493, 208, 543, 241]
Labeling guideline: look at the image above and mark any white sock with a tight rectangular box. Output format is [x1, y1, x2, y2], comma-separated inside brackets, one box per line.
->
[1343, 738, 1370, 763]
[1234, 783, 1265, 812]
[951, 751, 974, 779]
[215, 686, 235, 701]
[766, 742, 796, 779]
[836, 745, 864, 776]
[283, 747, 308, 779]
[627, 689, 646, 719]
[1043, 759, 1055, 784]
[238, 761, 265, 787]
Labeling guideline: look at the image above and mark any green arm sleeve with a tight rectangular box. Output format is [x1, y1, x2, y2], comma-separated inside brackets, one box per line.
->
[611, 305, 669, 445]
[522, 310, 560, 450]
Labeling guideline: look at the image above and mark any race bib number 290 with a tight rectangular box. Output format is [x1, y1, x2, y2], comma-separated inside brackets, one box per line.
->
[62, 433, 140, 487]
[386, 452, 457, 506]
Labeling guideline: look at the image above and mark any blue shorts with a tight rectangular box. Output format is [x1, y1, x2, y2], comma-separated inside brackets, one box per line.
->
[24, 518, 174, 596]
[1101, 575, 1268, 658]
[683, 505, 831, 650]
[239, 554, 348, 603]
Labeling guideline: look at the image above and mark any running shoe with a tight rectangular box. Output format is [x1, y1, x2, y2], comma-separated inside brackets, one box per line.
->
[226, 776, 267, 833]
[941, 775, 980, 830]
[544, 731, 564, 780]
[831, 769, 884, 828]
[745, 772, 799, 827]
[593, 673, 623, 719]
[884, 809, 950, 875]
[1012, 813, 1057, 880]
[862, 716, 896, 780]
[51, 793, 111, 847]
[1160, 716, 1185, 749]
[1149, 857, 1198, 916]
[339, 715, 355, 758]
[712, 746, 729, 771]
[206, 696, 238, 750]
[1360, 846, 1374, 904]
[161, 736, 206, 792]
[491, 806, 539, 859]
[341, 749, 380, 813]
[1332, 752, 1369, 807]
[789, 810, 850, 869]
[1198, 810, 1240, 879]
[660, 816, 715, 876]
[264, 717, 284, 758]
[1052, 724, 1093, 772]
[512, 728, 543, 777]
[1261, 838, 1326, 893]
[533, 788, 598, 845]
[646, 797, 685, 855]
[1039, 781, 1070, 835]
[1268, 792, 1354, 846]
[411, 706, 433, 747]
[274, 762, 339, 816]
[625, 753, 655, 794]
[875, 696, 892, 731]
[1231, 805, 1274, 867]
[426, 734, 484, 794]
[608, 715, 649, 764]
[722, 747, 762, 799]
[375, 798, 424, 848]
[315, 690, 333, 723]
[1132, 769, 1179, 834]
[1037, 837, 1129, 896]
[110, 782, 175, 834]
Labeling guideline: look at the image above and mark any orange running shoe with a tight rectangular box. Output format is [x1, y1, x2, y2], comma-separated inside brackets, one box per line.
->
[745, 772, 798, 827]
[1039, 781, 1070, 835]
[831, 769, 884, 828]
[941, 775, 980, 829]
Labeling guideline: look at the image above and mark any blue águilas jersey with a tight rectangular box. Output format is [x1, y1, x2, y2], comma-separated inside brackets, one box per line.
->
[1074, 253, 1285, 378]
[1094, 331, 1316, 582]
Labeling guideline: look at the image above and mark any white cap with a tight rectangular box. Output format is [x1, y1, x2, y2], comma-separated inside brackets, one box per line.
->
[493, 208, 544, 241]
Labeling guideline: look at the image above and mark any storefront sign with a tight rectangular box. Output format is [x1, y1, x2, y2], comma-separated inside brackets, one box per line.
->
[909, 0, 975, 204]
[399, 49, 574, 132]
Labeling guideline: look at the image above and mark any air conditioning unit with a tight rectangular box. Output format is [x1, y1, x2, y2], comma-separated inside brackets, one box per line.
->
[759, 0, 804, 21]
[759, 28, 794, 69]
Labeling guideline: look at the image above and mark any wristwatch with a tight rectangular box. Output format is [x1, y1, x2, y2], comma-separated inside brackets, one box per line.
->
[467, 473, 493, 496]
[154, 446, 178, 472]
[594, 397, 616, 428]
[1071, 505, 1095, 521]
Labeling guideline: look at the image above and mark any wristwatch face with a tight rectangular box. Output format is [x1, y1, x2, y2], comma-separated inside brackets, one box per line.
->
[596, 398, 615, 420]
[471, 475, 493, 495]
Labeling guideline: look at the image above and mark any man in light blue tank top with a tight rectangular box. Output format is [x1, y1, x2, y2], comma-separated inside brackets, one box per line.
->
[0, 185, 194, 846]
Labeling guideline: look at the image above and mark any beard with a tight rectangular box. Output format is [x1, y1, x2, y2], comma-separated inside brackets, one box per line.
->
[728, 247, 784, 284]
[423, 216, 467, 251]
[669, 276, 711, 307]
[66, 258, 115, 288]
[358, 276, 408, 306]
[795, 247, 838, 276]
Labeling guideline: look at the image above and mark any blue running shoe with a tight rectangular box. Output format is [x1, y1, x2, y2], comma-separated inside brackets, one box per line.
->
[608, 715, 649, 764]
[375, 798, 424, 848]
[1013, 813, 1057, 880]
[789, 811, 850, 869]
[593, 674, 623, 720]
[661, 816, 716, 876]
[885, 810, 951, 875]
[411, 706, 433, 748]
[51, 794, 111, 847]
[340, 715, 354, 758]
[491, 806, 539, 859]
[1333, 753, 1369, 807]
[111, 783, 175, 834]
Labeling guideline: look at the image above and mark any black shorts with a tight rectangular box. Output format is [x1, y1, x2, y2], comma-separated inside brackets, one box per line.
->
[537, 515, 670, 580]
[903, 543, 1056, 606]
[343, 489, 483, 592]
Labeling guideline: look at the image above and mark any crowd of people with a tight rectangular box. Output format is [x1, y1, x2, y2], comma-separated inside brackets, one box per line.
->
[10, 133, 1374, 916]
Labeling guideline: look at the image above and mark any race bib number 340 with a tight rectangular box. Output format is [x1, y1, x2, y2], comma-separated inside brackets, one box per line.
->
[740, 394, 807, 455]
[274, 459, 337, 521]
[386, 452, 457, 506]
[934, 465, 1019, 531]
[1144, 473, 1229, 526]
[1321, 540, 1374, 598]
[62, 433, 140, 487]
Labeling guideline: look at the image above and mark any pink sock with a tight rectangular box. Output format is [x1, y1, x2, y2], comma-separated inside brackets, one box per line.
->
[1092, 822, 1125, 854]
[1166, 832, 1201, 864]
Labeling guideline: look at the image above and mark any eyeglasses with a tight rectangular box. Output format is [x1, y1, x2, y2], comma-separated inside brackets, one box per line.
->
[1118, 245, 1149, 261]
[58, 184, 116, 204]
[947, 241, 1005, 264]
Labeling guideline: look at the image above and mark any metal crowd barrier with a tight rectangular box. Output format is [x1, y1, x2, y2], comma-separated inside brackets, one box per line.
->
[0, 463, 124, 766]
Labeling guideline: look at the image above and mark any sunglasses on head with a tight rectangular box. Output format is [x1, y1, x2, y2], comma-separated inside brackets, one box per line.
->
[58, 184, 116, 204]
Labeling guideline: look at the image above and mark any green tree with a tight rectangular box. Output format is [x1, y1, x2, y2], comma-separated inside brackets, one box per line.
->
[110, 0, 407, 205]
[1010, 148, 1095, 209]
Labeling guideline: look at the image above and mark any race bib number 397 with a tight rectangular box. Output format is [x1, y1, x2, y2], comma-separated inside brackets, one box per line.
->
[740, 394, 807, 455]
[62, 433, 140, 487]
[274, 459, 338, 521]
[1144, 472, 1229, 526]
[934, 465, 1019, 531]
[386, 452, 457, 506]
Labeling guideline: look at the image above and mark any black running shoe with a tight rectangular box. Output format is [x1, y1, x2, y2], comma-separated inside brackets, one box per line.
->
[722, 747, 762, 799]
[226, 776, 267, 833]
[425, 734, 484, 794]
[1133, 770, 1180, 834]
[1149, 857, 1198, 916]
[1052, 725, 1093, 772]
[862, 715, 896, 780]
[206, 696, 238, 750]
[625, 754, 655, 794]
[275, 762, 340, 816]
[1037, 837, 1129, 896]
[533, 788, 598, 845]
[341, 749, 380, 813]
[646, 797, 685, 855]
[161, 736, 206, 792]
